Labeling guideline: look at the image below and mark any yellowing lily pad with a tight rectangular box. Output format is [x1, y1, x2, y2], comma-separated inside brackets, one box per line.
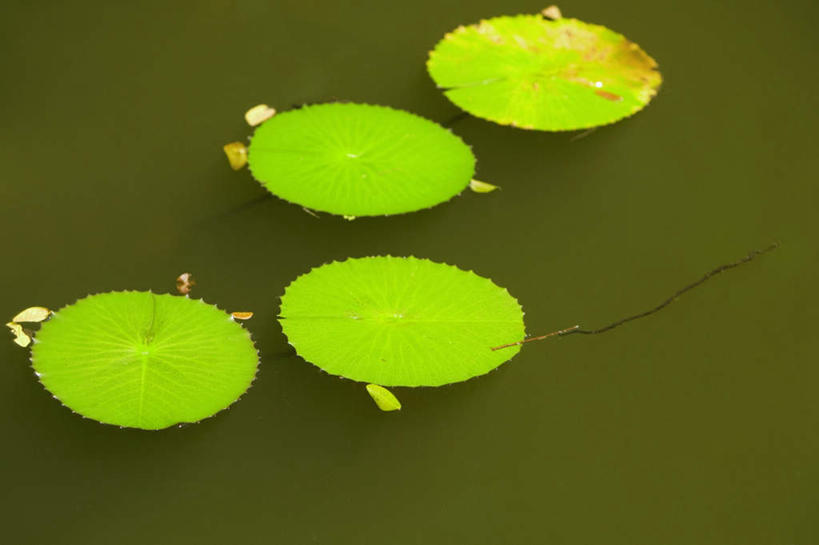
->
[427, 13, 662, 131]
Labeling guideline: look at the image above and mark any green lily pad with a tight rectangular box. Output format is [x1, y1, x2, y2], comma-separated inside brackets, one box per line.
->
[31, 292, 258, 430]
[247, 103, 476, 216]
[427, 13, 662, 131]
[278, 256, 525, 387]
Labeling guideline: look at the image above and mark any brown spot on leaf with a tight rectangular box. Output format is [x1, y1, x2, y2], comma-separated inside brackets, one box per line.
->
[595, 89, 623, 102]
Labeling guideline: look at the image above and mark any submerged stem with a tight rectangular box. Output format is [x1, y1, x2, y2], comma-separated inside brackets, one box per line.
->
[492, 243, 779, 351]
[491, 325, 580, 351]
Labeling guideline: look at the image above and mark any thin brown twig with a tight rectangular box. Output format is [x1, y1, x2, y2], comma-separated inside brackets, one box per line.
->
[491, 325, 580, 351]
[491, 242, 780, 351]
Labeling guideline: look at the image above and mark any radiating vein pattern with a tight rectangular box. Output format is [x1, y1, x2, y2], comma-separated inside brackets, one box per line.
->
[247, 103, 475, 216]
[427, 14, 662, 131]
[279, 256, 526, 386]
[31, 292, 258, 429]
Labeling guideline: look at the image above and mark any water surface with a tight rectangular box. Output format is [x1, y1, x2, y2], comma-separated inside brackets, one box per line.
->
[1, 1, 817, 543]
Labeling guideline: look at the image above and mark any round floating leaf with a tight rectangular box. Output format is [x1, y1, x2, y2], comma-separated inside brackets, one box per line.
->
[247, 103, 476, 216]
[279, 256, 525, 387]
[427, 14, 662, 131]
[31, 292, 258, 430]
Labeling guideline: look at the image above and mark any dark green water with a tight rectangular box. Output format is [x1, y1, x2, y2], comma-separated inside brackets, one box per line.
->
[2, 1, 818, 543]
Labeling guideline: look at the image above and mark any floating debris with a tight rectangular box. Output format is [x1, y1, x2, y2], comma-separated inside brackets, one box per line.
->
[541, 5, 562, 20]
[12, 306, 51, 323]
[246, 103, 476, 216]
[365, 384, 402, 411]
[231, 312, 254, 320]
[6, 322, 31, 348]
[176, 272, 196, 295]
[244, 104, 277, 126]
[469, 179, 500, 193]
[223, 142, 248, 170]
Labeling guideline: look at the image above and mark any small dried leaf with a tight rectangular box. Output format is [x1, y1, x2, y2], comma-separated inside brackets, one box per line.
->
[12, 306, 51, 323]
[541, 5, 562, 20]
[365, 384, 402, 411]
[6, 322, 32, 348]
[244, 104, 276, 126]
[223, 142, 248, 170]
[176, 272, 196, 295]
[469, 179, 500, 193]
[231, 312, 254, 320]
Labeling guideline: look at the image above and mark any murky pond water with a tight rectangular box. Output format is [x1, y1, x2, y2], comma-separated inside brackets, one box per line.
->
[2, 1, 817, 543]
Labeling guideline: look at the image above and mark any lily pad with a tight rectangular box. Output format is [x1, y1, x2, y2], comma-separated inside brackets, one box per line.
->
[31, 292, 258, 430]
[427, 13, 662, 131]
[247, 103, 476, 216]
[279, 256, 525, 386]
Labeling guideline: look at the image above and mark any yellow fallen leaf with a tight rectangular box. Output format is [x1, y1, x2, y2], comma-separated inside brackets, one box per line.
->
[6, 322, 31, 348]
[365, 384, 402, 411]
[223, 142, 248, 170]
[12, 306, 51, 323]
[244, 104, 276, 126]
[231, 312, 254, 320]
[469, 179, 500, 193]
[541, 5, 562, 20]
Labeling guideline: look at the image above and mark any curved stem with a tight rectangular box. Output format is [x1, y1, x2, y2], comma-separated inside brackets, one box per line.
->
[492, 243, 779, 351]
